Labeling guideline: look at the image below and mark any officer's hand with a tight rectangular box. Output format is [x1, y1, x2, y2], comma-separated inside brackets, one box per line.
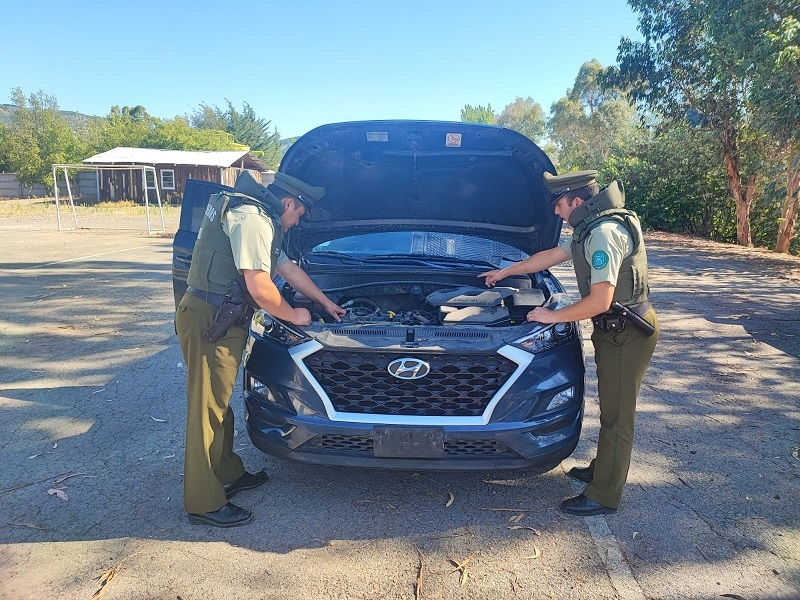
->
[527, 306, 558, 324]
[289, 307, 313, 326]
[322, 298, 346, 323]
[478, 269, 503, 288]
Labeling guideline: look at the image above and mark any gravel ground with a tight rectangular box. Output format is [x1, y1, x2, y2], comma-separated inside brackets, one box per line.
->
[0, 202, 798, 600]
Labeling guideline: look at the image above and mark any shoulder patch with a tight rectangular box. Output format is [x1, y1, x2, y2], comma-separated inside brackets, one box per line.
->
[591, 250, 609, 270]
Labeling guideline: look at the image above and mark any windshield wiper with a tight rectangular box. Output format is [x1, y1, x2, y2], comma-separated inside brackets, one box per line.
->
[307, 251, 363, 263]
[356, 254, 501, 269]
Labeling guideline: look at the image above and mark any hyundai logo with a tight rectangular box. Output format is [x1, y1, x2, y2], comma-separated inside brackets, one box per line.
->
[387, 358, 431, 380]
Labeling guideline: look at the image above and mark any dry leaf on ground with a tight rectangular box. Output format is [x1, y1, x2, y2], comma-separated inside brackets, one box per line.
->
[47, 488, 68, 501]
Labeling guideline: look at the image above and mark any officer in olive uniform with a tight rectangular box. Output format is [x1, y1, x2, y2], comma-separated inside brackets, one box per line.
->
[480, 170, 658, 515]
[176, 170, 346, 527]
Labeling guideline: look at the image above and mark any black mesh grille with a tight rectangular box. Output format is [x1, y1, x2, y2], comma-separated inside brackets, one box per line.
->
[444, 439, 515, 456]
[303, 351, 517, 417]
[304, 434, 517, 458]
[308, 434, 373, 454]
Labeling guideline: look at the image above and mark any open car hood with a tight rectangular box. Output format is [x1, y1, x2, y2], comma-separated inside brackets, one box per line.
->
[280, 120, 560, 258]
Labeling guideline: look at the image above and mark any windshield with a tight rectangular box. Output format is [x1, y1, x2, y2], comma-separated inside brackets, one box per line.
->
[310, 232, 528, 268]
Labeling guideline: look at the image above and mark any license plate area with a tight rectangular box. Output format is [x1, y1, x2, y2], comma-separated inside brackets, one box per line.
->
[373, 427, 444, 458]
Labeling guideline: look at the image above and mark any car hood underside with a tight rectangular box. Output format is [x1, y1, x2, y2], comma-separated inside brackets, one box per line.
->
[279, 120, 561, 258]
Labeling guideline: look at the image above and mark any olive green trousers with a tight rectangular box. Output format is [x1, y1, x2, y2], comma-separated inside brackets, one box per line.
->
[582, 307, 659, 509]
[175, 293, 247, 514]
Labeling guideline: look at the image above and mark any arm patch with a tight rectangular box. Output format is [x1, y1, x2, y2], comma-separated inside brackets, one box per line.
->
[592, 250, 609, 269]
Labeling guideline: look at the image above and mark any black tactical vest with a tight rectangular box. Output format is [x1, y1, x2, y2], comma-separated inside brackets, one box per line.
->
[568, 181, 649, 305]
[186, 191, 284, 303]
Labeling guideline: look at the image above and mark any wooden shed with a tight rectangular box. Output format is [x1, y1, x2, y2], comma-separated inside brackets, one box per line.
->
[81, 147, 270, 202]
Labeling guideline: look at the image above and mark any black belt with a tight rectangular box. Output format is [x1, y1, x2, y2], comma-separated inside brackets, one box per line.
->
[592, 300, 652, 332]
[186, 286, 227, 308]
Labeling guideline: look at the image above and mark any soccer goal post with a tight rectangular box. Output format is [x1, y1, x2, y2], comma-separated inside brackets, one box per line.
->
[51, 163, 166, 234]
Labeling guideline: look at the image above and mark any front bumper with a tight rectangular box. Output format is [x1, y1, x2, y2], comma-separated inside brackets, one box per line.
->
[243, 333, 585, 471]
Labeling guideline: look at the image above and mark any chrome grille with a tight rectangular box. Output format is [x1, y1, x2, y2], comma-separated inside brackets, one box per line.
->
[303, 351, 517, 417]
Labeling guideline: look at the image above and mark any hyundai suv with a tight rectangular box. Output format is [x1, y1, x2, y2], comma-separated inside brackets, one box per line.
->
[173, 120, 585, 472]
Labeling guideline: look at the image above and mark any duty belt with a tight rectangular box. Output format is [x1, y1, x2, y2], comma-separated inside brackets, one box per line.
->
[592, 300, 652, 333]
[186, 286, 227, 308]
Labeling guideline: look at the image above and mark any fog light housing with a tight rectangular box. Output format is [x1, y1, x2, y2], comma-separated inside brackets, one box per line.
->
[546, 386, 575, 411]
[249, 376, 278, 404]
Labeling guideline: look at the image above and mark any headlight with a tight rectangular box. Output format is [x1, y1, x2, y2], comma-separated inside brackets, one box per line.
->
[544, 292, 574, 311]
[250, 309, 309, 347]
[510, 293, 576, 354]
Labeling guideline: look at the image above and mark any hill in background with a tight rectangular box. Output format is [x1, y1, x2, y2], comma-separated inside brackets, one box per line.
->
[0, 103, 100, 132]
[0, 104, 299, 153]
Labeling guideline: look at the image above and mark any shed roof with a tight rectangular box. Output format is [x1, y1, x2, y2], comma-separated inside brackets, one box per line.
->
[82, 147, 267, 170]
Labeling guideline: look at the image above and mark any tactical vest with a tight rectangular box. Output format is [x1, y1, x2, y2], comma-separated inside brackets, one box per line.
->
[569, 181, 649, 305]
[186, 190, 284, 304]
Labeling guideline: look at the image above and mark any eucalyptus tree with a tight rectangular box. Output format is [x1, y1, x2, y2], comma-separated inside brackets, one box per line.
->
[547, 59, 639, 173]
[460, 104, 497, 125]
[496, 97, 546, 144]
[612, 0, 775, 247]
[737, 7, 800, 253]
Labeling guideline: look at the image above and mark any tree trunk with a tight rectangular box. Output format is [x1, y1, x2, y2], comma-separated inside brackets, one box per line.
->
[775, 167, 800, 253]
[720, 122, 753, 247]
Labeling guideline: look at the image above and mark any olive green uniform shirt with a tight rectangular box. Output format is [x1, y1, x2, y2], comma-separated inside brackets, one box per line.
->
[559, 221, 634, 287]
[223, 204, 290, 274]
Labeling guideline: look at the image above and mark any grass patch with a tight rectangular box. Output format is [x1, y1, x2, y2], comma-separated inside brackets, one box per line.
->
[0, 198, 178, 218]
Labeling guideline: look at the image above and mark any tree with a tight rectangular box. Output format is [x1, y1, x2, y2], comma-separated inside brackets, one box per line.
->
[190, 100, 282, 170]
[460, 104, 497, 125]
[741, 9, 800, 252]
[612, 0, 770, 247]
[606, 120, 734, 238]
[86, 105, 159, 153]
[547, 60, 639, 172]
[496, 97, 546, 143]
[0, 88, 83, 190]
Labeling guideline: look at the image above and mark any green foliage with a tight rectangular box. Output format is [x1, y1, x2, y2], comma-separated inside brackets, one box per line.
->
[606, 121, 735, 240]
[83, 105, 158, 154]
[189, 100, 282, 169]
[547, 60, 639, 172]
[496, 97, 546, 143]
[623, 4, 782, 236]
[460, 104, 497, 125]
[0, 88, 85, 190]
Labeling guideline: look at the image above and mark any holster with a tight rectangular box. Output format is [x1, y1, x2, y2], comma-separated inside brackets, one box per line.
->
[593, 301, 655, 337]
[202, 279, 254, 343]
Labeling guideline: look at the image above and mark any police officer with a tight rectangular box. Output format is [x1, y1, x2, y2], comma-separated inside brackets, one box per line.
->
[480, 170, 659, 515]
[176, 170, 346, 527]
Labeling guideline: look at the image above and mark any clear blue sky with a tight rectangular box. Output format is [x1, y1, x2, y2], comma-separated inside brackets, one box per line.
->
[2, 1, 641, 139]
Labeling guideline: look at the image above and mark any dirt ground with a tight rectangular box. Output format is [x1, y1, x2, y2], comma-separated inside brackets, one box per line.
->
[0, 201, 798, 600]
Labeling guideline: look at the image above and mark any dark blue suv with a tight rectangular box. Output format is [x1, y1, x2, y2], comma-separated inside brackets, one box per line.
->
[173, 120, 585, 472]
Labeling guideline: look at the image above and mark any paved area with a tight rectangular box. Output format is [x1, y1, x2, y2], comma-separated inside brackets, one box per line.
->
[0, 215, 798, 599]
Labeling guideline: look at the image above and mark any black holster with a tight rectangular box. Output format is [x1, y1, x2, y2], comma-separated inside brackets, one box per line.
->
[592, 301, 655, 337]
[202, 279, 254, 343]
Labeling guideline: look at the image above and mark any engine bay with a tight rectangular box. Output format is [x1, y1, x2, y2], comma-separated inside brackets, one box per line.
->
[289, 283, 547, 328]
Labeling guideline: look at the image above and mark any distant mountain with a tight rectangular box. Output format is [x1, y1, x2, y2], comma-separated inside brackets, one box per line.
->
[0, 104, 100, 131]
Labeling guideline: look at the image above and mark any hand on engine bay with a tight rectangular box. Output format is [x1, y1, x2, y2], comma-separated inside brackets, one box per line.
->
[322, 298, 346, 322]
[478, 269, 504, 288]
[527, 306, 560, 324]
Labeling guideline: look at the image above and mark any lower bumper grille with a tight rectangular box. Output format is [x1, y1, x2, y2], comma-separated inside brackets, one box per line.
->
[303, 350, 517, 417]
[305, 434, 517, 458]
